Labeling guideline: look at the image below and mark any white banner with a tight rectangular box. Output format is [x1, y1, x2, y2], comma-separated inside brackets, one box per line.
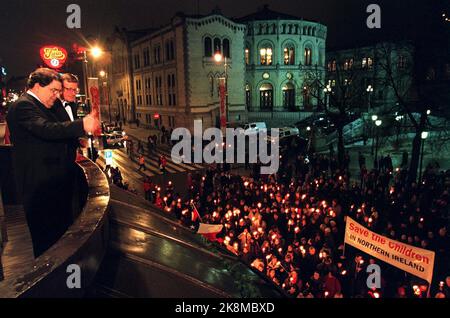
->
[344, 216, 435, 284]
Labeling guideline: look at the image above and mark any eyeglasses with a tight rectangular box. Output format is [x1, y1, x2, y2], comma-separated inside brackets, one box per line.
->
[49, 88, 62, 95]
[64, 86, 80, 93]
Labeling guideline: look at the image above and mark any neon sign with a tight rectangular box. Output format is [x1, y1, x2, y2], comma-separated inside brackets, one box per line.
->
[39, 46, 68, 69]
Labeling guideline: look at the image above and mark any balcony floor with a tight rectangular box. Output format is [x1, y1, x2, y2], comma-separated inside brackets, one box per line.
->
[1, 205, 34, 279]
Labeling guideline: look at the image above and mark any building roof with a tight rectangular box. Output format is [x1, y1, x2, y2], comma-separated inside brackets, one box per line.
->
[235, 4, 303, 22]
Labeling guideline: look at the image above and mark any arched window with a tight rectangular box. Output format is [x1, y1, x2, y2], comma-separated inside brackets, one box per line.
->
[303, 26, 307, 35]
[282, 83, 295, 109]
[260, 45, 273, 65]
[245, 84, 251, 109]
[223, 39, 230, 58]
[308, 27, 312, 35]
[304, 47, 312, 66]
[259, 83, 273, 110]
[245, 47, 250, 65]
[284, 45, 295, 65]
[213, 38, 221, 54]
[204, 37, 212, 57]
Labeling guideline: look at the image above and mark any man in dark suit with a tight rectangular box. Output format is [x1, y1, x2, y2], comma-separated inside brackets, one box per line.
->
[52, 73, 81, 162]
[6, 68, 99, 258]
[51, 73, 84, 223]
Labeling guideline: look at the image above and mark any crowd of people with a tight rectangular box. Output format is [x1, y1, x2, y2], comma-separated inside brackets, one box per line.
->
[151, 152, 449, 298]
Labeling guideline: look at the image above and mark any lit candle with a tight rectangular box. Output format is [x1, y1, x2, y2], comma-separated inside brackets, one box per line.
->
[278, 248, 282, 253]
[341, 270, 347, 275]
[257, 202, 262, 209]
[244, 181, 249, 187]
[271, 234, 277, 240]
[294, 226, 300, 233]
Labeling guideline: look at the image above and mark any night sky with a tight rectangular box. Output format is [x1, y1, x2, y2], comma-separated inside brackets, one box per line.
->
[0, 0, 446, 79]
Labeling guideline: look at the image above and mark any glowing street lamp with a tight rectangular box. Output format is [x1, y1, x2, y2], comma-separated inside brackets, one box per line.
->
[214, 52, 229, 129]
[374, 119, 382, 169]
[90, 46, 104, 59]
[419, 131, 429, 183]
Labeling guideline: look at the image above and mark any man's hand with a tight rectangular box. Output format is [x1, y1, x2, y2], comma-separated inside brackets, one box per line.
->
[83, 114, 100, 134]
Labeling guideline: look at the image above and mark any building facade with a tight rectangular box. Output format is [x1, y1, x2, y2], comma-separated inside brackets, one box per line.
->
[326, 42, 415, 115]
[106, 6, 327, 131]
[238, 6, 327, 126]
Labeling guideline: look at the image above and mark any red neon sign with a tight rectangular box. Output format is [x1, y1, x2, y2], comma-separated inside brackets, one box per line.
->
[39, 45, 68, 69]
[154, 113, 160, 119]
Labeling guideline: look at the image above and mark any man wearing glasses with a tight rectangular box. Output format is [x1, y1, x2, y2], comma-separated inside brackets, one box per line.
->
[6, 68, 99, 258]
[53, 73, 82, 162]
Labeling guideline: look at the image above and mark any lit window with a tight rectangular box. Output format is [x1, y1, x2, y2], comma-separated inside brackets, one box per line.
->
[284, 46, 295, 65]
[304, 47, 312, 66]
[260, 47, 272, 65]
[245, 48, 250, 65]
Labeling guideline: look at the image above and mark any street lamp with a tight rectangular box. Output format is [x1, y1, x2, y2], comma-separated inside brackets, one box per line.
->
[366, 85, 374, 112]
[374, 119, 382, 170]
[81, 44, 104, 161]
[214, 52, 229, 128]
[371, 115, 378, 155]
[419, 131, 429, 183]
[323, 84, 332, 109]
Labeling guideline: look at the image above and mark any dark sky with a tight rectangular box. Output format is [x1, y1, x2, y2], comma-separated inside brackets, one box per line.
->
[0, 0, 446, 78]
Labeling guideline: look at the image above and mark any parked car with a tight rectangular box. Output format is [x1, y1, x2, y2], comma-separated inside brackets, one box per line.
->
[242, 122, 267, 135]
[265, 126, 299, 143]
[102, 130, 126, 148]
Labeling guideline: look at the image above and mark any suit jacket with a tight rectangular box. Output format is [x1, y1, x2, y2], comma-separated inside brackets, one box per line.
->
[52, 98, 78, 122]
[52, 98, 80, 163]
[6, 93, 85, 201]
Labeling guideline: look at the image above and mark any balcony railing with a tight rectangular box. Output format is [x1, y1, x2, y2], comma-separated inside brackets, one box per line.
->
[0, 146, 110, 297]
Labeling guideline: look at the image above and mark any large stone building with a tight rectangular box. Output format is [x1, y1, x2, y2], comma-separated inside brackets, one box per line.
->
[326, 42, 415, 115]
[104, 6, 327, 131]
[238, 6, 327, 127]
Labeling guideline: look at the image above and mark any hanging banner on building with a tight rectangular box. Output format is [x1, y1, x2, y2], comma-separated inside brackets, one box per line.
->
[344, 216, 435, 284]
[218, 78, 226, 132]
[39, 45, 67, 69]
[87, 77, 102, 136]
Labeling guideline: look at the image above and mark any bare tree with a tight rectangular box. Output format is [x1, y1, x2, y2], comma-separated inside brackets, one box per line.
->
[306, 51, 367, 169]
[375, 40, 450, 183]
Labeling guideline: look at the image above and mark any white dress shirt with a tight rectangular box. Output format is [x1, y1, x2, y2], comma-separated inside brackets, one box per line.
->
[63, 101, 75, 122]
